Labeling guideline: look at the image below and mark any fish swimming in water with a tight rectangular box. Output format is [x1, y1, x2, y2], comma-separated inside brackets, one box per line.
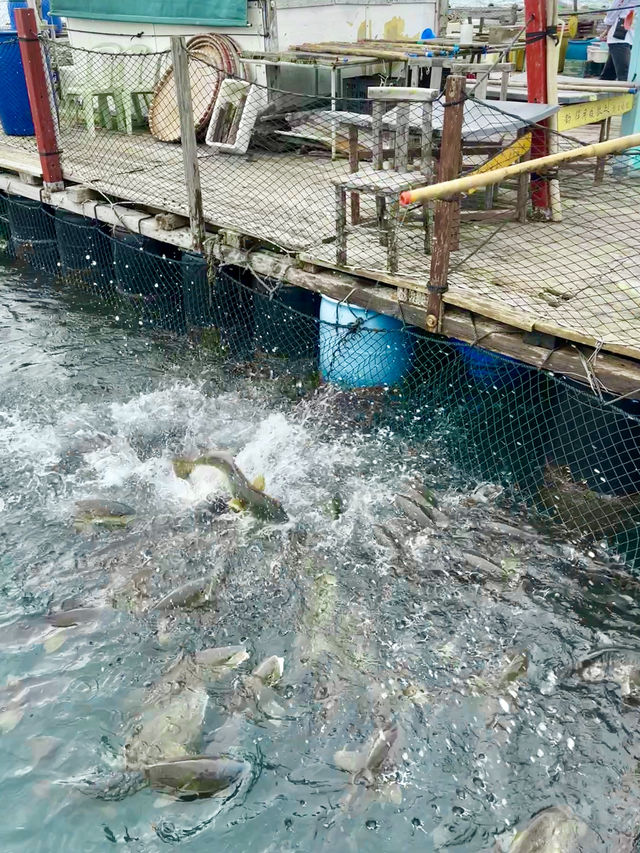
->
[505, 805, 588, 852]
[172, 451, 288, 523]
[538, 462, 640, 541]
[334, 724, 398, 787]
[145, 755, 249, 799]
[574, 646, 640, 704]
[74, 499, 136, 530]
[71, 645, 249, 800]
[149, 578, 216, 612]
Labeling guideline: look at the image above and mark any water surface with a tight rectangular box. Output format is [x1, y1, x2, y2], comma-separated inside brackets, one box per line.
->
[1, 259, 639, 852]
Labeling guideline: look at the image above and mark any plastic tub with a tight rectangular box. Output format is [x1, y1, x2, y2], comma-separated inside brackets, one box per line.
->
[253, 284, 320, 359]
[319, 296, 413, 388]
[587, 41, 608, 64]
[0, 30, 34, 136]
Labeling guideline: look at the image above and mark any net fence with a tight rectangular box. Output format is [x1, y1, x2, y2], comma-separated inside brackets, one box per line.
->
[1, 35, 639, 355]
[1, 190, 640, 571]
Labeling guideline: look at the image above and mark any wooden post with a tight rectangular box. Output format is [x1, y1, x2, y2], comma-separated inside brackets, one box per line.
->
[426, 74, 464, 333]
[348, 126, 360, 225]
[170, 36, 205, 252]
[524, 0, 551, 216]
[14, 7, 62, 190]
[437, 0, 450, 38]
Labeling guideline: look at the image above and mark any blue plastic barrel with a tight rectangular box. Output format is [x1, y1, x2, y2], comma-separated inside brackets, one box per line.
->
[0, 30, 34, 136]
[319, 295, 413, 387]
[7, 1, 26, 28]
[457, 342, 525, 389]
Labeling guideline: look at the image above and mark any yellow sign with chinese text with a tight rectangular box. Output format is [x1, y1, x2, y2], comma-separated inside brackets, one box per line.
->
[557, 94, 635, 132]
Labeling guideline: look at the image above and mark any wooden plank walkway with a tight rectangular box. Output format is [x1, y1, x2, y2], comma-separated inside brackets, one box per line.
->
[1, 124, 640, 360]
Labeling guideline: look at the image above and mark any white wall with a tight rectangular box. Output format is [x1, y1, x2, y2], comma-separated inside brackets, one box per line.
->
[275, 3, 436, 46]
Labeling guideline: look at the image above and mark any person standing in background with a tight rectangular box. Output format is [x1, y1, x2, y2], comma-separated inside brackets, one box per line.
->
[600, 0, 633, 80]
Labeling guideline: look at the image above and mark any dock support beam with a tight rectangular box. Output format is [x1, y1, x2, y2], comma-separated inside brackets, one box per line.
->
[170, 36, 205, 253]
[15, 7, 63, 191]
[524, 0, 551, 217]
[426, 74, 464, 333]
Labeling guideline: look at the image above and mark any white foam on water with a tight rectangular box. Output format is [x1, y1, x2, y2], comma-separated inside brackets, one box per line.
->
[0, 410, 61, 470]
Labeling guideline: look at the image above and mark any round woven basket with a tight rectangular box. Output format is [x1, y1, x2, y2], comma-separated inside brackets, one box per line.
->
[149, 35, 240, 143]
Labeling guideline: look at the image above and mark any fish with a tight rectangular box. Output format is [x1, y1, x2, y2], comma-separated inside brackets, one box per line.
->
[145, 756, 249, 799]
[499, 649, 529, 686]
[46, 607, 105, 628]
[72, 646, 249, 800]
[334, 725, 398, 787]
[507, 805, 588, 852]
[230, 654, 286, 721]
[251, 655, 284, 687]
[74, 499, 136, 529]
[125, 686, 209, 770]
[574, 647, 640, 704]
[173, 451, 288, 523]
[394, 495, 435, 530]
[538, 462, 640, 540]
[149, 578, 216, 612]
[145, 645, 249, 705]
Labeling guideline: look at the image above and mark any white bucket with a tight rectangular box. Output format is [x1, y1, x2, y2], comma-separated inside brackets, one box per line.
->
[459, 22, 475, 44]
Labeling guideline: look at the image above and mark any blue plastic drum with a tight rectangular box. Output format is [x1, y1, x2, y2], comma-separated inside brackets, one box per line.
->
[0, 30, 34, 136]
[319, 295, 413, 387]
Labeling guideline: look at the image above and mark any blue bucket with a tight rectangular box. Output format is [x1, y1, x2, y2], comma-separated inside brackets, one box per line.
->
[319, 296, 413, 387]
[0, 30, 34, 136]
[565, 38, 595, 61]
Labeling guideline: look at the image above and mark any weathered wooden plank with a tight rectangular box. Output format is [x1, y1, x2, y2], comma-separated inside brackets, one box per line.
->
[428, 75, 464, 332]
[170, 36, 205, 253]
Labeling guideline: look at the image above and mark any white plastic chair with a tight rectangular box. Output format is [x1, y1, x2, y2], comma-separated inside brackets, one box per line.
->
[116, 47, 166, 135]
[58, 43, 124, 138]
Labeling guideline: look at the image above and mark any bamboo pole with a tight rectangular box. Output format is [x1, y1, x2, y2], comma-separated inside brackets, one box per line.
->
[400, 132, 640, 204]
[291, 43, 409, 61]
[503, 82, 637, 93]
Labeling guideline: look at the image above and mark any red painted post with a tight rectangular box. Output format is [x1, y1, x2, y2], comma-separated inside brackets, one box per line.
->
[524, 0, 551, 216]
[14, 7, 63, 189]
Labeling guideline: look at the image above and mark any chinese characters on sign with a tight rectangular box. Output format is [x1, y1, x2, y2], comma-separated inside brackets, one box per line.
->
[557, 94, 634, 132]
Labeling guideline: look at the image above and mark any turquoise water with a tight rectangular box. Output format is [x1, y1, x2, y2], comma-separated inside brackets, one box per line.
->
[1, 258, 640, 851]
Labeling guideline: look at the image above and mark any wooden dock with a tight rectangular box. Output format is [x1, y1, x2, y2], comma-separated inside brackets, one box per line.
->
[2, 120, 640, 397]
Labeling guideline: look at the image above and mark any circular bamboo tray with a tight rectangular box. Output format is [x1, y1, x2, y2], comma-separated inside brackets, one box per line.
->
[149, 35, 241, 143]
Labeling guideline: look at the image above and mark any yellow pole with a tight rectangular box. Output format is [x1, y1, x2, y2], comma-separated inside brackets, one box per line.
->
[399, 132, 640, 204]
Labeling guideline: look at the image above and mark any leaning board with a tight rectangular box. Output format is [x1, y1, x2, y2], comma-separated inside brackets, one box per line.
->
[557, 93, 634, 132]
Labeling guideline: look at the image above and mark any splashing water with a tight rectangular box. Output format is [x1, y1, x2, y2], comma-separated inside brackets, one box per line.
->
[1, 260, 640, 853]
